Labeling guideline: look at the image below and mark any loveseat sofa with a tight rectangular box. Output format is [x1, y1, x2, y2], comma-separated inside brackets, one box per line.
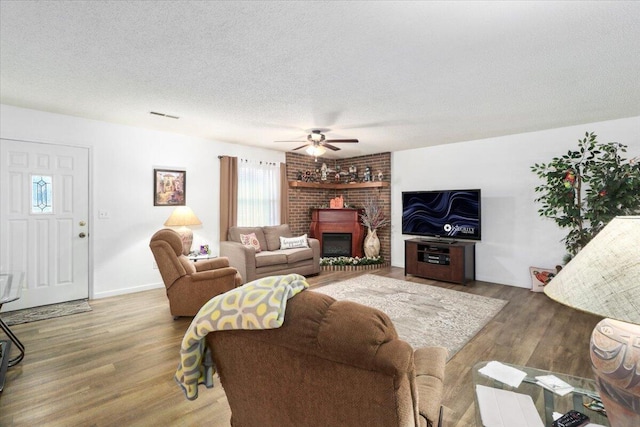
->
[205, 288, 447, 426]
[220, 225, 320, 284]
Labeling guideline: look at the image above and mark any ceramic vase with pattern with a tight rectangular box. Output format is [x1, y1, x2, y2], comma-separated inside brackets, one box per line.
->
[364, 228, 380, 258]
[590, 318, 640, 427]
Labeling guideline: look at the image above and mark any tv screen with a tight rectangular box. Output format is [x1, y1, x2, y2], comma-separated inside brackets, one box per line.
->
[402, 189, 481, 241]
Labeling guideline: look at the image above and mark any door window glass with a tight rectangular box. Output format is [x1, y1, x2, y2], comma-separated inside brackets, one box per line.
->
[31, 175, 53, 213]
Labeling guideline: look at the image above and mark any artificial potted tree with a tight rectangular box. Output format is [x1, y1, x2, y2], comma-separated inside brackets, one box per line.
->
[531, 132, 640, 262]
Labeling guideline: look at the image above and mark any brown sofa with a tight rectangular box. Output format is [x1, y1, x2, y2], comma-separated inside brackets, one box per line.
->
[206, 289, 447, 427]
[220, 224, 320, 284]
[149, 229, 242, 317]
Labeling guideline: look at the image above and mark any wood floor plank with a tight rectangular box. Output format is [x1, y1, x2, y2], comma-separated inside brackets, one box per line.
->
[0, 267, 600, 426]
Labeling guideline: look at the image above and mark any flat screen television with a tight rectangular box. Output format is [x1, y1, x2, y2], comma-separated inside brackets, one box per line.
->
[401, 189, 481, 241]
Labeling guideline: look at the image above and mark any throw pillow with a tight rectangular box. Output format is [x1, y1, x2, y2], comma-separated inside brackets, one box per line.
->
[263, 224, 292, 251]
[240, 232, 262, 253]
[280, 234, 309, 250]
[529, 266, 558, 292]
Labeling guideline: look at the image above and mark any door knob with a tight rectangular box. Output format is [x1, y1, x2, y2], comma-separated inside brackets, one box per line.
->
[79, 232, 87, 238]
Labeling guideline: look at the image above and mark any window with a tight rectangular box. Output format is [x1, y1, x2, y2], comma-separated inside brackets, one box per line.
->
[31, 175, 53, 213]
[237, 160, 280, 226]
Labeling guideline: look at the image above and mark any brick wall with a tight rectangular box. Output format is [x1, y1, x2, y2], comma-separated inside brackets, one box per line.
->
[285, 152, 392, 263]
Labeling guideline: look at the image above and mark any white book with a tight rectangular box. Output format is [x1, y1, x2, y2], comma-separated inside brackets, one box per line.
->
[476, 384, 544, 427]
[535, 374, 574, 396]
[478, 361, 527, 387]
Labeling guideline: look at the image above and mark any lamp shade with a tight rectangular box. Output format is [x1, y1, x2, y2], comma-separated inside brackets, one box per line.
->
[544, 216, 640, 427]
[544, 216, 640, 324]
[163, 206, 202, 227]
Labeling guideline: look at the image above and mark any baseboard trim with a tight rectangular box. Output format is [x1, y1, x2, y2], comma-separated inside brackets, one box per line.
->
[93, 282, 164, 299]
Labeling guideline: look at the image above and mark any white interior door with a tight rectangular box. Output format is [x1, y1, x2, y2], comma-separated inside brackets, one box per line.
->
[0, 139, 89, 311]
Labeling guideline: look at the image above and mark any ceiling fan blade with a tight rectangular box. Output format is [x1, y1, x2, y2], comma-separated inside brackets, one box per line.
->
[292, 144, 309, 151]
[274, 140, 306, 143]
[325, 139, 359, 143]
[322, 143, 341, 151]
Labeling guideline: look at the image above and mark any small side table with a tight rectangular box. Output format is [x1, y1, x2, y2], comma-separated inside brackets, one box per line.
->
[188, 254, 217, 262]
[0, 272, 25, 392]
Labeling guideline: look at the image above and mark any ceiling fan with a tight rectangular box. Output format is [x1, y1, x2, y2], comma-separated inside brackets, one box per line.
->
[275, 130, 358, 157]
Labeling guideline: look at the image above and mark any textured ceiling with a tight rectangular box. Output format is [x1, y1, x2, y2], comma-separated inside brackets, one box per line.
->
[1, 1, 639, 158]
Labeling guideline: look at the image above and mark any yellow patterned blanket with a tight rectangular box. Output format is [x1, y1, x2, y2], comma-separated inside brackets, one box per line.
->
[175, 273, 309, 400]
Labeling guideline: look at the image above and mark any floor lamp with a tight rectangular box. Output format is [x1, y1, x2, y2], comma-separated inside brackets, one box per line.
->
[164, 206, 202, 256]
[544, 216, 640, 427]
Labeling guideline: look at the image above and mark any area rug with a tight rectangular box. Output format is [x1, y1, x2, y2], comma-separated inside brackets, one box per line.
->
[1, 299, 92, 326]
[313, 275, 507, 359]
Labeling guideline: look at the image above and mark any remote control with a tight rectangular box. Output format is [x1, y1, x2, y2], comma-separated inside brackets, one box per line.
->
[552, 410, 590, 427]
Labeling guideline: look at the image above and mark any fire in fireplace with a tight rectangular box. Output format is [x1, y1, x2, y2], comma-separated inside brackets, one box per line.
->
[322, 233, 352, 257]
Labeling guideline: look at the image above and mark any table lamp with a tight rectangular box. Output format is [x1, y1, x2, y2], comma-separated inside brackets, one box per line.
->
[164, 206, 202, 256]
[544, 216, 640, 427]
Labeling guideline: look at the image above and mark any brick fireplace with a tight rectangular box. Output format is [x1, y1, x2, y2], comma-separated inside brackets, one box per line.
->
[310, 208, 365, 258]
[286, 152, 392, 263]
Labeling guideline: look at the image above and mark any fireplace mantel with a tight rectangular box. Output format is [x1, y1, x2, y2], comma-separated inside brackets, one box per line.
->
[289, 181, 389, 190]
[309, 209, 365, 258]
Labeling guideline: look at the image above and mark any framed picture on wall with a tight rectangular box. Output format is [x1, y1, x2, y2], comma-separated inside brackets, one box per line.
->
[154, 168, 186, 206]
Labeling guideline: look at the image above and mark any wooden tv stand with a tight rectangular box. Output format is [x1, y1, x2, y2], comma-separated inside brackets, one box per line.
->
[404, 238, 476, 285]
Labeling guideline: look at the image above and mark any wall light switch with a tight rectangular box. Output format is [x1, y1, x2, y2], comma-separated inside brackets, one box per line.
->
[98, 210, 110, 219]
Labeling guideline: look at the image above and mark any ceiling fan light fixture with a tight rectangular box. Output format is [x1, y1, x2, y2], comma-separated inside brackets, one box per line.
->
[309, 130, 324, 142]
[306, 145, 326, 157]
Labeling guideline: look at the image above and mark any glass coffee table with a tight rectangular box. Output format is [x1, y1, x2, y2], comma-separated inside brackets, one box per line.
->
[473, 361, 609, 426]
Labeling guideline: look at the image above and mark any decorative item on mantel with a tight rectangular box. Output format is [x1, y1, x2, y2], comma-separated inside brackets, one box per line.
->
[303, 170, 316, 182]
[363, 166, 372, 182]
[348, 165, 358, 183]
[320, 163, 328, 181]
[329, 196, 344, 209]
[544, 216, 640, 427]
[360, 196, 391, 257]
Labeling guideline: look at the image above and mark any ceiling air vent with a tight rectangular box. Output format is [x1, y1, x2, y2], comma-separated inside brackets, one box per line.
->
[150, 111, 180, 119]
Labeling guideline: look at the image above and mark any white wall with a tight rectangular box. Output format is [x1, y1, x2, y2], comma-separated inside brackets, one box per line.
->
[0, 104, 285, 298]
[3, 105, 638, 295]
[391, 116, 640, 288]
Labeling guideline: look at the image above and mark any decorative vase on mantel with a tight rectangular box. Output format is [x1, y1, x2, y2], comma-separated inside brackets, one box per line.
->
[364, 228, 380, 258]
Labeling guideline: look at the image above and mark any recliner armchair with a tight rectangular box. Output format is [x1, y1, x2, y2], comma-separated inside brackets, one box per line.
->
[149, 229, 242, 318]
[205, 289, 447, 427]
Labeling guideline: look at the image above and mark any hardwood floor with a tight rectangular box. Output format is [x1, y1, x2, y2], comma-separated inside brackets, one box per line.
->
[0, 267, 602, 426]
